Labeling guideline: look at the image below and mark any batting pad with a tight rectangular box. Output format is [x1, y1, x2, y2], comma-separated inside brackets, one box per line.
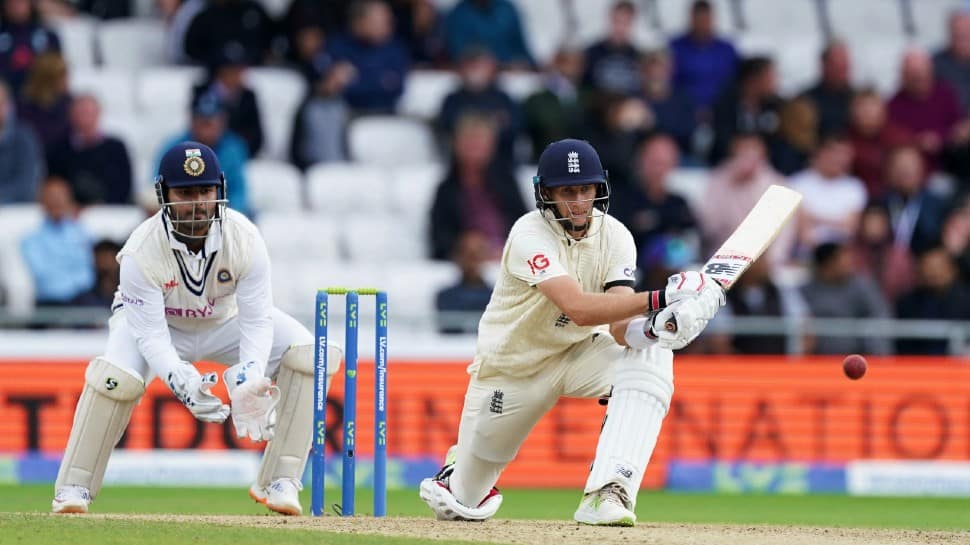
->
[583, 347, 674, 506]
[56, 358, 145, 496]
[256, 343, 342, 486]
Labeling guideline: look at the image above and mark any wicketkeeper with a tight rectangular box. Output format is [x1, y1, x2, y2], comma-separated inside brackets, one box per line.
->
[52, 141, 342, 516]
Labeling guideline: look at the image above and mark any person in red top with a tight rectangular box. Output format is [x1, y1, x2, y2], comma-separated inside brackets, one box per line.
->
[887, 48, 962, 170]
[847, 89, 911, 199]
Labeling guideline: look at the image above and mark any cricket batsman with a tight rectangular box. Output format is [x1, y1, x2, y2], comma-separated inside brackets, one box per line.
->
[51, 141, 342, 516]
[419, 139, 724, 526]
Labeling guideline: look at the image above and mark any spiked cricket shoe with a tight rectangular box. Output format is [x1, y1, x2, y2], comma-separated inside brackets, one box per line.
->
[573, 483, 636, 526]
[52, 485, 91, 514]
[250, 477, 303, 516]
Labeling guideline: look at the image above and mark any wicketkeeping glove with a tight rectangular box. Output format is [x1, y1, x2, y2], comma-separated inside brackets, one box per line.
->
[166, 362, 230, 423]
[223, 361, 280, 442]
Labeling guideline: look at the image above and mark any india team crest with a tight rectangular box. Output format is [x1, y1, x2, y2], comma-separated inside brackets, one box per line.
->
[217, 269, 232, 283]
[184, 148, 205, 176]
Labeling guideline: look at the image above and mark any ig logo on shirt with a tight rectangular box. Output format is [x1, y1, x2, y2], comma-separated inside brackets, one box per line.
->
[527, 254, 550, 275]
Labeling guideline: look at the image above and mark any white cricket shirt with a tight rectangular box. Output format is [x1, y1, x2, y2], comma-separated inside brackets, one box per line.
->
[472, 210, 637, 378]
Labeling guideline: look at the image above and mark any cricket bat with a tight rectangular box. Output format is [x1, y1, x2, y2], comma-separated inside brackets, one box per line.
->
[665, 184, 802, 332]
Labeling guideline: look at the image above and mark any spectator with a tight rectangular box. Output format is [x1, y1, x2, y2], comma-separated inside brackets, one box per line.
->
[162, 94, 251, 217]
[443, 0, 533, 68]
[699, 133, 790, 266]
[887, 48, 962, 169]
[801, 40, 855, 138]
[284, 0, 351, 37]
[639, 48, 696, 156]
[91, 239, 122, 307]
[290, 59, 353, 169]
[438, 47, 521, 163]
[771, 96, 817, 175]
[0, 0, 60, 95]
[610, 134, 699, 290]
[17, 51, 71, 151]
[329, 0, 410, 113]
[669, 0, 738, 110]
[851, 202, 914, 303]
[429, 113, 527, 260]
[435, 230, 493, 334]
[584, 93, 652, 186]
[940, 200, 970, 284]
[192, 43, 264, 156]
[391, 0, 445, 67]
[158, 0, 206, 65]
[583, 1, 641, 96]
[523, 47, 586, 161]
[706, 257, 809, 354]
[878, 145, 949, 255]
[709, 56, 783, 166]
[789, 134, 867, 253]
[46, 94, 133, 205]
[933, 9, 970, 113]
[895, 247, 970, 354]
[847, 89, 911, 198]
[801, 241, 893, 356]
[0, 78, 43, 203]
[21, 176, 96, 306]
[184, 0, 274, 66]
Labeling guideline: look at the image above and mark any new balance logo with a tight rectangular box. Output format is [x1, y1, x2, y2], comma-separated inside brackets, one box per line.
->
[555, 313, 571, 328]
[489, 390, 504, 414]
[567, 151, 580, 173]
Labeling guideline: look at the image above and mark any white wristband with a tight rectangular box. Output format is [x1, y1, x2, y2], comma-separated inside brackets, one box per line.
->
[624, 317, 656, 349]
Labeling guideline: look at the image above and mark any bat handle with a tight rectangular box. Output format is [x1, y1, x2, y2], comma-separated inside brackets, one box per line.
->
[663, 317, 677, 333]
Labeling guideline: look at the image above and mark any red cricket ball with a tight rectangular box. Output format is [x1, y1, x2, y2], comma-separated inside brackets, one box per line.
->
[842, 354, 867, 380]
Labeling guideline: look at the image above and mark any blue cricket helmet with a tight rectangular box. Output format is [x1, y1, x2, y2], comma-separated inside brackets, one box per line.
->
[154, 141, 228, 239]
[156, 141, 224, 188]
[533, 138, 611, 213]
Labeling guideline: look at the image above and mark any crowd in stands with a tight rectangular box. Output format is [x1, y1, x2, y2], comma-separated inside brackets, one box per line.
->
[0, 0, 968, 354]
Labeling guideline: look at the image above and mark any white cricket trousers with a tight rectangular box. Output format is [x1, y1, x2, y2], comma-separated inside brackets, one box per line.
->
[104, 307, 313, 382]
[448, 332, 673, 507]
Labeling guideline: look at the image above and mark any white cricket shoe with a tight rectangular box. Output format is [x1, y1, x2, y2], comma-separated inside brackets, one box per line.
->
[249, 478, 303, 516]
[419, 445, 502, 521]
[573, 483, 636, 527]
[52, 485, 91, 514]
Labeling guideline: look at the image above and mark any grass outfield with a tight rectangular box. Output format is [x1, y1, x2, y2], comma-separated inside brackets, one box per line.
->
[6, 484, 970, 531]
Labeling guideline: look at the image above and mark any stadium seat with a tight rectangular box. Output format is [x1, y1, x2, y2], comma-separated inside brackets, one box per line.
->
[78, 205, 146, 244]
[305, 163, 390, 216]
[852, 38, 910, 96]
[667, 167, 709, 215]
[258, 213, 341, 262]
[736, 34, 821, 96]
[48, 15, 97, 68]
[342, 213, 427, 262]
[910, 0, 964, 50]
[136, 66, 205, 116]
[399, 70, 460, 119]
[739, 0, 820, 41]
[827, 0, 905, 41]
[245, 159, 304, 214]
[97, 18, 167, 70]
[497, 71, 545, 102]
[564, 0, 663, 49]
[245, 67, 307, 160]
[383, 260, 459, 330]
[272, 260, 388, 322]
[70, 68, 136, 116]
[347, 116, 438, 167]
[515, 164, 539, 211]
[389, 163, 444, 214]
[516, 0, 567, 66]
[125, 111, 191, 180]
[0, 205, 43, 317]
